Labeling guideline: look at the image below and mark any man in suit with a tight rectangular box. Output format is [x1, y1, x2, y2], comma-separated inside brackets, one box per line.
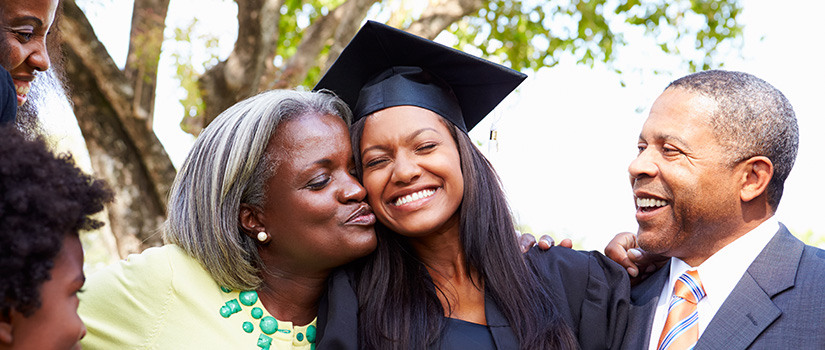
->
[620, 70, 825, 349]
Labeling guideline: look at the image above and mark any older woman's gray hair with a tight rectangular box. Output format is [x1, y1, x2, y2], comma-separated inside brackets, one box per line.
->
[164, 89, 352, 290]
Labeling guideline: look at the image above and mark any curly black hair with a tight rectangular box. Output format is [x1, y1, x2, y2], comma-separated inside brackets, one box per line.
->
[0, 126, 113, 318]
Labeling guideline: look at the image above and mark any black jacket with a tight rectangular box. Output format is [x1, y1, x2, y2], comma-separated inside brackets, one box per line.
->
[317, 246, 630, 350]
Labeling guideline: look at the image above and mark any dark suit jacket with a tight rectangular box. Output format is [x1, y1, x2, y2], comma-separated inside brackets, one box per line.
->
[317, 247, 630, 349]
[623, 224, 825, 349]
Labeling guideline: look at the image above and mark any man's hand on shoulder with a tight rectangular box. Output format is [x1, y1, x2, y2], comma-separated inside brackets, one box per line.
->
[604, 232, 667, 286]
[518, 233, 573, 253]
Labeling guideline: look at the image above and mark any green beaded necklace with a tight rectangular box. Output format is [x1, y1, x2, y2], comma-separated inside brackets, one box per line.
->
[219, 286, 317, 350]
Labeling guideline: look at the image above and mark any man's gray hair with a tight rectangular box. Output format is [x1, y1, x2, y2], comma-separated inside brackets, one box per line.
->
[668, 70, 798, 210]
[164, 89, 351, 290]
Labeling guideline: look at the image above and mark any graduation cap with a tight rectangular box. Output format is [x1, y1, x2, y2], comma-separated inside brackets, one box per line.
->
[314, 20, 526, 132]
[0, 66, 16, 125]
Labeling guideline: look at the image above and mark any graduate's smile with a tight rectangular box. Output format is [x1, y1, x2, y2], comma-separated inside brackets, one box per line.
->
[390, 187, 437, 208]
[360, 106, 464, 237]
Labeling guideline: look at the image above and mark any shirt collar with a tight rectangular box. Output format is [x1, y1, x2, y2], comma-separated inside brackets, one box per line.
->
[667, 217, 779, 306]
[695, 217, 778, 303]
[652, 217, 779, 348]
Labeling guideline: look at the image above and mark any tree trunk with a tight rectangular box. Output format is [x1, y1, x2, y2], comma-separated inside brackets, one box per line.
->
[196, 0, 285, 132]
[63, 48, 166, 256]
[198, 0, 378, 130]
[61, 0, 175, 256]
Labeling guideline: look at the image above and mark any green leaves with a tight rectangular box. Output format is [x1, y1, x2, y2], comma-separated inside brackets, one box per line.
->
[621, 0, 742, 71]
[276, 0, 347, 86]
[448, 0, 742, 73]
[172, 19, 216, 134]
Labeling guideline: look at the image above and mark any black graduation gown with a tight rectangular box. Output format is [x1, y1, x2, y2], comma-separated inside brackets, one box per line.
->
[316, 246, 630, 350]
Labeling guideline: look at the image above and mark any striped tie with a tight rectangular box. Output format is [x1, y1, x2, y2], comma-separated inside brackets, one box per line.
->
[657, 270, 706, 350]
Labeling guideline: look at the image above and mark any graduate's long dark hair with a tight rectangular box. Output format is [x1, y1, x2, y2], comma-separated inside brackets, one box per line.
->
[350, 116, 577, 350]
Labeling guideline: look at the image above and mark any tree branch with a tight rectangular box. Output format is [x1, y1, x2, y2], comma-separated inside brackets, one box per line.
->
[124, 0, 171, 127]
[61, 0, 133, 119]
[407, 0, 485, 39]
[319, 0, 380, 75]
[199, 0, 283, 128]
[269, 0, 379, 89]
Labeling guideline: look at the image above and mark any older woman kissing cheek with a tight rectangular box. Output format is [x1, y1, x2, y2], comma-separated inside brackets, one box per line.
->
[79, 90, 376, 349]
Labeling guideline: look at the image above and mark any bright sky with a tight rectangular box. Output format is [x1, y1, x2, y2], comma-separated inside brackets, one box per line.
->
[55, 0, 824, 251]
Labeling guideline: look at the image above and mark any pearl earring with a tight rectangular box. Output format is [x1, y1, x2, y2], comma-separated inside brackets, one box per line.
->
[257, 231, 269, 242]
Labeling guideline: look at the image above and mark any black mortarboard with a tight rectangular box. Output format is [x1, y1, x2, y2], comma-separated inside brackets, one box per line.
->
[0, 66, 16, 125]
[314, 20, 526, 132]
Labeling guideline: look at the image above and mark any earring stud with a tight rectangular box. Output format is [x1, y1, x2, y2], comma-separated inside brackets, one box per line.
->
[257, 231, 268, 242]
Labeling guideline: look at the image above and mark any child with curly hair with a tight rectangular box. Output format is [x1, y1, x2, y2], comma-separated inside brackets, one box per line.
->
[0, 126, 112, 349]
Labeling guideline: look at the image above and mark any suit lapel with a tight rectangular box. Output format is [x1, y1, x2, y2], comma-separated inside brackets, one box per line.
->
[696, 225, 803, 350]
[623, 260, 671, 349]
[694, 273, 780, 349]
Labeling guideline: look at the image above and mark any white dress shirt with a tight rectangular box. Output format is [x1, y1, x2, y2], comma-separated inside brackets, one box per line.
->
[647, 217, 779, 350]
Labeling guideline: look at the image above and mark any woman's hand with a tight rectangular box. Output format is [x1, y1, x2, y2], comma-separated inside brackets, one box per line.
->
[518, 233, 573, 253]
[603, 232, 667, 285]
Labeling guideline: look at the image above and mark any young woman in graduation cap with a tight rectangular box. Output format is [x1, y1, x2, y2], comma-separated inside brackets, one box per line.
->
[315, 21, 630, 350]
